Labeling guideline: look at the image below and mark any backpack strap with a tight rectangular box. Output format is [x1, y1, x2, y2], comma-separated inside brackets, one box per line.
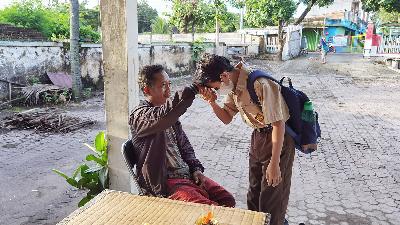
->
[247, 70, 280, 107]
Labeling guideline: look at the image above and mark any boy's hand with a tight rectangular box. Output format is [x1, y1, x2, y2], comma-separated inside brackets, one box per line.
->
[266, 162, 282, 187]
[199, 87, 217, 103]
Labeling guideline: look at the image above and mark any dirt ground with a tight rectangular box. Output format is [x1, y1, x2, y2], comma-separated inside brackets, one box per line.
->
[1, 53, 399, 225]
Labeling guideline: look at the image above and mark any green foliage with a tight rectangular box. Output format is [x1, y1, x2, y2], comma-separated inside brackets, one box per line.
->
[191, 37, 207, 62]
[229, 0, 246, 8]
[27, 76, 40, 85]
[169, 0, 239, 33]
[244, 0, 297, 27]
[299, 0, 334, 8]
[82, 87, 92, 99]
[376, 8, 400, 23]
[362, 0, 400, 13]
[218, 11, 240, 32]
[151, 17, 170, 34]
[138, 0, 158, 33]
[0, 0, 50, 36]
[0, 0, 101, 42]
[42, 89, 71, 104]
[53, 131, 108, 207]
[294, 0, 334, 25]
[169, 0, 206, 33]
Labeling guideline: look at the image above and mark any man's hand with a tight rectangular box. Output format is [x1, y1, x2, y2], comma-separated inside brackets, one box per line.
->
[199, 87, 217, 103]
[266, 162, 282, 187]
[193, 170, 206, 185]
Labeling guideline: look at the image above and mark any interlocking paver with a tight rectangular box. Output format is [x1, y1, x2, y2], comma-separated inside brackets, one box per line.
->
[1, 54, 400, 224]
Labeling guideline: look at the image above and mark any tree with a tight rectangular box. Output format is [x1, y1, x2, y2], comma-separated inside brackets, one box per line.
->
[70, 0, 82, 100]
[362, 0, 400, 13]
[229, 0, 245, 29]
[169, 0, 239, 35]
[376, 8, 400, 23]
[138, 1, 158, 33]
[0, 0, 50, 36]
[294, 0, 334, 25]
[151, 17, 170, 34]
[169, 0, 204, 34]
[0, 0, 101, 42]
[245, 0, 297, 60]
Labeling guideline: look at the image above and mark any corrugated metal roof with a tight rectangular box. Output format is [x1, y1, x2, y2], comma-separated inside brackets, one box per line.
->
[47, 72, 72, 89]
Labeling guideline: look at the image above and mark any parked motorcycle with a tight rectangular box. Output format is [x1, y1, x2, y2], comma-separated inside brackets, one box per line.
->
[328, 42, 336, 53]
[317, 43, 336, 53]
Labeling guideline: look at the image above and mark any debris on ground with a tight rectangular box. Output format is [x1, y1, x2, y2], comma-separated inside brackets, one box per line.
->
[22, 84, 71, 105]
[0, 108, 95, 133]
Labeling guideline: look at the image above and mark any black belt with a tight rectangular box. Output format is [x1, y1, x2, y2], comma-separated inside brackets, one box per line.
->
[255, 124, 272, 133]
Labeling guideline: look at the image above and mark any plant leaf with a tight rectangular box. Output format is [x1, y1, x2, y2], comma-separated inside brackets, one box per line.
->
[84, 143, 99, 154]
[66, 178, 79, 188]
[85, 166, 102, 173]
[80, 164, 90, 177]
[72, 164, 84, 179]
[78, 195, 93, 207]
[52, 169, 69, 180]
[86, 154, 106, 166]
[99, 167, 109, 189]
[77, 177, 91, 188]
[94, 131, 107, 153]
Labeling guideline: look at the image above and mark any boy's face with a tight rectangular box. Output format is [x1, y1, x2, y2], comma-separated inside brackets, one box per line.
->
[205, 71, 231, 90]
[145, 70, 171, 104]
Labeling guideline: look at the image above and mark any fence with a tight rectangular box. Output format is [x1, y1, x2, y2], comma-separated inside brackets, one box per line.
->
[378, 34, 400, 54]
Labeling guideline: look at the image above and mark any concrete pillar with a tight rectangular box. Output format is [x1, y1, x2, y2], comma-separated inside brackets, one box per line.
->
[100, 0, 139, 192]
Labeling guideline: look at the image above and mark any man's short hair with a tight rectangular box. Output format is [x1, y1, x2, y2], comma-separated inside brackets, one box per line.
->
[194, 54, 234, 85]
[138, 64, 164, 93]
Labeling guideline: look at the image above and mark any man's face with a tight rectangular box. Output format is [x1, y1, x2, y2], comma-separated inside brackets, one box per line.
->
[146, 70, 171, 104]
[205, 71, 231, 90]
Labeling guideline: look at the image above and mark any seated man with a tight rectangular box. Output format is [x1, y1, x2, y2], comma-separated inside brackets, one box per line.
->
[129, 64, 235, 207]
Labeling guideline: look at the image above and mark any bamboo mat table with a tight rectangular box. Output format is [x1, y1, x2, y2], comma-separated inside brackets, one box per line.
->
[58, 190, 268, 225]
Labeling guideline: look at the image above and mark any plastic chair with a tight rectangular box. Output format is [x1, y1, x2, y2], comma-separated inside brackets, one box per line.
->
[121, 139, 146, 195]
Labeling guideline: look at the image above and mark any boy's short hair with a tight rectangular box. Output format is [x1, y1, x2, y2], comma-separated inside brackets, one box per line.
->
[138, 65, 164, 93]
[194, 54, 234, 85]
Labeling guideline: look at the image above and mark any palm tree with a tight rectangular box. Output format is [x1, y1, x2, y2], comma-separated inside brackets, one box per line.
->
[70, 0, 82, 100]
[151, 17, 170, 34]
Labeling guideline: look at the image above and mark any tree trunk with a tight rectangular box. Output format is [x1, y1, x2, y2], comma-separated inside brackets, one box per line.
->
[278, 20, 285, 61]
[70, 0, 82, 101]
[239, 6, 244, 30]
[191, 21, 195, 42]
[184, 16, 189, 33]
[294, 0, 317, 25]
[215, 15, 220, 47]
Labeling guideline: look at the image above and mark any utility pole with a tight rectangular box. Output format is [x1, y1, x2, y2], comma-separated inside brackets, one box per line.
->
[240, 6, 244, 30]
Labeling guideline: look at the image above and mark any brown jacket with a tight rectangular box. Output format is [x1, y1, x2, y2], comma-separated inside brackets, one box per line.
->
[129, 85, 204, 197]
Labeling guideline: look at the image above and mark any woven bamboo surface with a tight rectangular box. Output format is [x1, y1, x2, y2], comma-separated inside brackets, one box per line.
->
[58, 190, 268, 225]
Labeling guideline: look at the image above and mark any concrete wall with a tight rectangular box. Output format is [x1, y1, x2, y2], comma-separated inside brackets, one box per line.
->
[283, 30, 302, 60]
[139, 32, 259, 45]
[0, 41, 104, 100]
[282, 27, 302, 60]
[0, 41, 226, 101]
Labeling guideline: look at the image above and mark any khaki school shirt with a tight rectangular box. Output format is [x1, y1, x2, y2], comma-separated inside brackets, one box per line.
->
[223, 64, 290, 129]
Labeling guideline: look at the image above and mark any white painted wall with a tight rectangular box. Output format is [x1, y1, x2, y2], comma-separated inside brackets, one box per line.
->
[139, 32, 259, 45]
[0, 41, 236, 100]
[283, 26, 303, 60]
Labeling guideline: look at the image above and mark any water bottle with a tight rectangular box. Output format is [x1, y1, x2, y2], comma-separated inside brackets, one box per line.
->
[301, 101, 315, 122]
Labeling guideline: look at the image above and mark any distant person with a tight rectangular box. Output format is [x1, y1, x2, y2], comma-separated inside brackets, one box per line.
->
[320, 37, 329, 64]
